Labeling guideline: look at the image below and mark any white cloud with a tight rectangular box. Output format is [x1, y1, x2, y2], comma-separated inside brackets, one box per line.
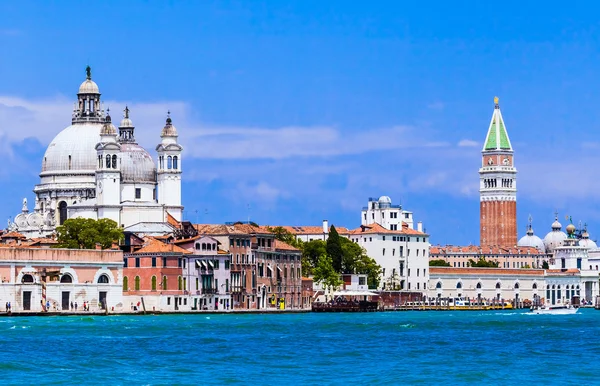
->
[458, 139, 479, 147]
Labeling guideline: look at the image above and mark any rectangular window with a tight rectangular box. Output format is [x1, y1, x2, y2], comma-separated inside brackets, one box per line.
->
[135, 188, 141, 199]
[178, 258, 182, 268]
[152, 257, 156, 267]
[214, 260, 219, 269]
[167, 297, 171, 305]
[195, 278, 199, 291]
[236, 239, 240, 247]
[267, 239, 272, 248]
[382, 236, 386, 241]
[226, 279, 229, 292]
[153, 188, 156, 200]
[135, 257, 140, 268]
[230, 238, 234, 246]
[215, 279, 218, 292]
[163, 257, 167, 267]
[123, 257, 128, 268]
[382, 248, 385, 256]
[225, 260, 230, 269]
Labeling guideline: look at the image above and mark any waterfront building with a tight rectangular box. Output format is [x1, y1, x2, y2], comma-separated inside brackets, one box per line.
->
[429, 245, 547, 269]
[0, 247, 123, 312]
[428, 267, 544, 303]
[7, 67, 183, 238]
[178, 236, 232, 311]
[301, 277, 314, 309]
[479, 97, 517, 247]
[122, 237, 190, 311]
[349, 222, 429, 291]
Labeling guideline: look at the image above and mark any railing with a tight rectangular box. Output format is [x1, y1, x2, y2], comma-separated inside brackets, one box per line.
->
[201, 288, 216, 295]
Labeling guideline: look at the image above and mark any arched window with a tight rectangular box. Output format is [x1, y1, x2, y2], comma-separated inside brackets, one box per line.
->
[106, 154, 111, 169]
[112, 154, 117, 169]
[436, 281, 442, 289]
[168, 156, 172, 169]
[21, 274, 34, 283]
[178, 276, 183, 290]
[212, 244, 216, 251]
[496, 282, 501, 289]
[58, 201, 68, 225]
[135, 276, 140, 291]
[173, 156, 178, 170]
[532, 283, 537, 289]
[202, 243, 206, 251]
[151, 276, 157, 291]
[60, 274, 73, 283]
[456, 282, 462, 289]
[514, 283, 519, 289]
[123, 276, 128, 291]
[162, 276, 168, 290]
[476, 282, 482, 289]
[97, 274, 110, 284]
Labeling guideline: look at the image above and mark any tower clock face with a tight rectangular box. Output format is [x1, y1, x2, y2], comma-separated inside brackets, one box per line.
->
[487, 157, 493, 165]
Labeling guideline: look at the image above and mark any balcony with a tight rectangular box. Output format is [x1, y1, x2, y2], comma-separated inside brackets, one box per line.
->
[201, 288, 217, 295]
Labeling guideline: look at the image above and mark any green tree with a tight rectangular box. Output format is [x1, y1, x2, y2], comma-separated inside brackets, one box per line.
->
[301, 239, 327, 271]
[55, 218, 123, 249]
[339, 237, 382, 288]
[429, 259, 451, 267]
[313, 254, 342, 290]
[326, 225, 343, 272]
[542, 260, 549, 269]
[468, 257, 500, 268]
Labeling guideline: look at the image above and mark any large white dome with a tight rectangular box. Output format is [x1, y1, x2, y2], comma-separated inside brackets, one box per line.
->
[518, 233, 546, 253]
[120, 143, 156, 183]
[543, 229, 567, 254]
[41, 123, 102, 174]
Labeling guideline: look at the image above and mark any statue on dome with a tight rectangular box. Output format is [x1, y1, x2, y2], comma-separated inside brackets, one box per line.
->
[22, 198, 28, 213]
[86, 65, 91, 79]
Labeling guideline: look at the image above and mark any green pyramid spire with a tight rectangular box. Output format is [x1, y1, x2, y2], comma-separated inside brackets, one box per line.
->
[483, 97, 512, 151]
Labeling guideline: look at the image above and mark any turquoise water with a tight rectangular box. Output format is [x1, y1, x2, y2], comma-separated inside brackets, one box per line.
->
[1, 310, 599, 384]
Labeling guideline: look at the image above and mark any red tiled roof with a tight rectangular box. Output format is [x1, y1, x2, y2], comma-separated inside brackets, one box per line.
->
[166, 212, 180, 228]
[273, 240, 300, 252]
[430, 245, 545, 255]
[134, 237, 191, 255]
[193, 223, 271, 236]
[429, 267, 545, 276]
[1, 231, 26, 240]
[266, 225, 350, 235]
[348, 222, 427, 236]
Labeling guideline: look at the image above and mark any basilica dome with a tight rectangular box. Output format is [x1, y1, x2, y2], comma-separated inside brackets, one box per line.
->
[41, 123, 102, 174]
[79, 78, 99, 94]
[518, 226, 545, 253]
[543, 216, 567, 254]
[120, 143, 156, 183]
[579, 231, 598, 249]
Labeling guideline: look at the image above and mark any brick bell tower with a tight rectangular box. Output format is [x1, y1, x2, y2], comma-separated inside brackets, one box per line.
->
[479, 97, 517, 247]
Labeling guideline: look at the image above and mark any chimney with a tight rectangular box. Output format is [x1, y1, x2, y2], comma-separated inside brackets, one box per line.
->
[417, 221, 423, 233]
[323, 220, 329, 234]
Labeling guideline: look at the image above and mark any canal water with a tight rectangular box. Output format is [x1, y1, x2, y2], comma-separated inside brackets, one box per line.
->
[1, 309, 599, 384]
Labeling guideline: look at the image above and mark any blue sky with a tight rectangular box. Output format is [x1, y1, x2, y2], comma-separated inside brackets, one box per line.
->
[1, 1, 600, 245]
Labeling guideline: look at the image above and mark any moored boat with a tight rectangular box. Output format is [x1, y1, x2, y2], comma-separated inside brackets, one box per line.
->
[530, 304, 578, 315]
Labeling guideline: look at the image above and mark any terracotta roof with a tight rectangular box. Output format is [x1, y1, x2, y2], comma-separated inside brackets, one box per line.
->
[193, 223, 271, 236]
[429, 267, 545, 276]
[267, 225, 350, 235]
[217, 249, 230, 255]
[30, 237, 58, 244]
[348, 222, 427, 236]
[166, 212, 180, 228]
[1, 231, 26, 240]
[133, 237, 191, 255]
[173, 234, 203, 244]
[546, 269, 580, 275]
[430, 245, 545, 255]
[273, 240, 300, 252]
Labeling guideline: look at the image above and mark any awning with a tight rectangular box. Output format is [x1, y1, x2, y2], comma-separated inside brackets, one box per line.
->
[201, 261, 207, 269]
[267, 266, 273, 272]
[333, 290, 379, 297]
[195, 260, 201, 268]
[277, 266, 282, 273]
[208, 260, 215, 268]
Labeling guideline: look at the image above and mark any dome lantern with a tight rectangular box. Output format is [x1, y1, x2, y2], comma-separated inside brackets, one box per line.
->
[118, 106, 136, 143]
[73, 65, 103, 124]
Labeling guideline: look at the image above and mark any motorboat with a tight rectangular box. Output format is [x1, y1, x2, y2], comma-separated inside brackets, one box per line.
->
[530, 304, 578, 315]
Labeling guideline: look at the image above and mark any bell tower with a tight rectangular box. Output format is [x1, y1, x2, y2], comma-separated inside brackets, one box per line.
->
[479, 97, 517, 246]
[156, 112, 183, 221]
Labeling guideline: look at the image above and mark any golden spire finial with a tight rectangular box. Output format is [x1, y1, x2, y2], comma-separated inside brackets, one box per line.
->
[494, 96, 499, 105]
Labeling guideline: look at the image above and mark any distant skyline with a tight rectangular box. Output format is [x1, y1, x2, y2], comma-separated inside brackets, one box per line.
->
[1, 1, 600, 244]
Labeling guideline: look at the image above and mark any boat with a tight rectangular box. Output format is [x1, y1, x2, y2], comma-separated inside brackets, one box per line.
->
[530, 304, 578, 315]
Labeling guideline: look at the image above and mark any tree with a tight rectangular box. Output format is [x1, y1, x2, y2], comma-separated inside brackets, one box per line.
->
[326, 225, 343, 272]
[339, 237, 382, 288]
[55, 218, 123, 249]
[468, 257, 500, 268]
[313, 254, 342, 290]
[542, 260, 549, 269]
[429, 259, 451, 267]
[300, 240, 326, 275]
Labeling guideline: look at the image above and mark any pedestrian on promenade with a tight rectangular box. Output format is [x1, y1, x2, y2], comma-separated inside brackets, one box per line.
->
[70, 301, 73, 310]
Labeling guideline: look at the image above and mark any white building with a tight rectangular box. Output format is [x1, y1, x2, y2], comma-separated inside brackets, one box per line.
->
[361, 196, 416, 231]
[349, 222, 429, 292]
[277, 221, 350, 242]
[7, 66, 183, 238]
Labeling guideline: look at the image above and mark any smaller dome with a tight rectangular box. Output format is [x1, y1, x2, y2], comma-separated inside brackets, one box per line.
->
[551, 219, 562, 230]
[120, 143, 157, 183]
[378, 196, 392, 204]
[566, 223, 576, 235]
[161, 114, 178, 137]
[518, 232, 545, 252]
[100, 114, 117, 135]
[79, 79, 100, 94]
[120, 106, 134, 128]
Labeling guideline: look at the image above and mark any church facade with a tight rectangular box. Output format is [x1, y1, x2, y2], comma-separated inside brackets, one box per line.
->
[8, 67, 183, 237]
